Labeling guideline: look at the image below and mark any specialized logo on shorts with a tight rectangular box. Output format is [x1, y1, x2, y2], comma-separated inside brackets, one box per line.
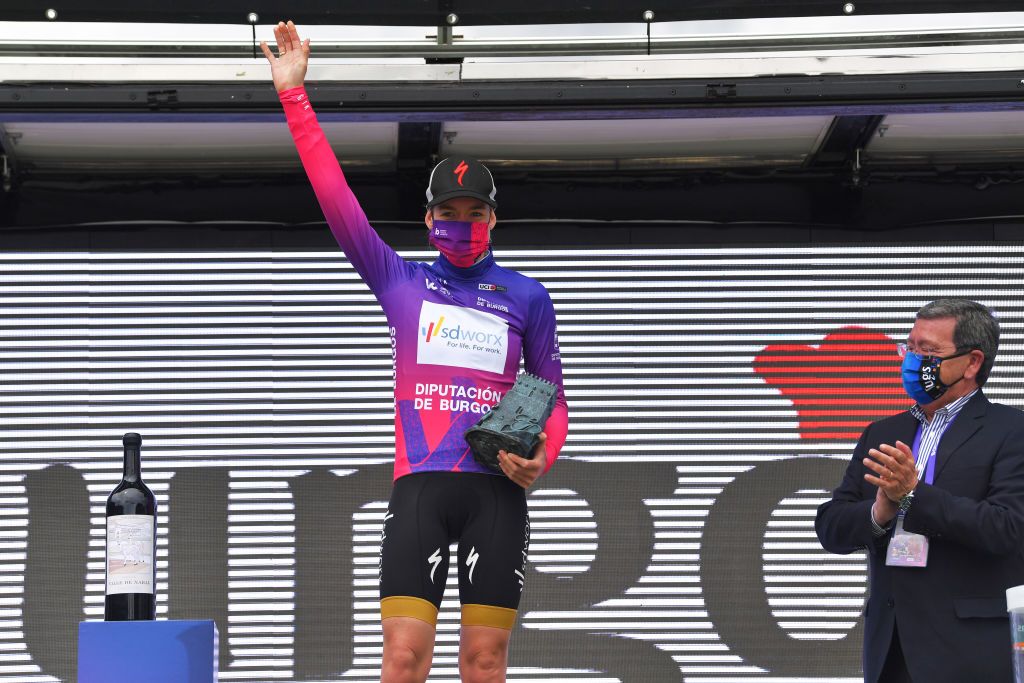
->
[466, 546, 480, 584]
[428, 547, 443, 584]
[417, 300, 509, 374]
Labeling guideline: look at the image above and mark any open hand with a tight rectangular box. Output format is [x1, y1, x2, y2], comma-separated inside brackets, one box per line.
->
[260, 20, 310, 92]
[498, 433, 548, 489]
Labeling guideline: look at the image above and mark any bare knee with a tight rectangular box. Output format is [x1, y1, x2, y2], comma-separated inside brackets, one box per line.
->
[382, 643, 424, 680]
[460, 633, 508, 683]
[463, 645, 506, 675]
[381, 618, 434, 683]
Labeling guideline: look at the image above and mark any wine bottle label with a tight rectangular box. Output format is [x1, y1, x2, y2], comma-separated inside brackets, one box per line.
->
[106, 515, 155, 595]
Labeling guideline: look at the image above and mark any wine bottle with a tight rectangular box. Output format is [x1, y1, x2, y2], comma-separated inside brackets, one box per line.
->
[104, 432, 156, 621]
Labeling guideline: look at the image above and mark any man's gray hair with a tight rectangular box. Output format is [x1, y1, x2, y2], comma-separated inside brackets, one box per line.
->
[916, 298, 1000, 385]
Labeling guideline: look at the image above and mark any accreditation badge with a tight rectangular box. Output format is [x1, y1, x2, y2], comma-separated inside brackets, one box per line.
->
[885, 517, 929, 568]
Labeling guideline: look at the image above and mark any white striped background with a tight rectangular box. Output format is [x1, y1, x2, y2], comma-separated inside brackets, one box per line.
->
[0, 244, 1022, 682]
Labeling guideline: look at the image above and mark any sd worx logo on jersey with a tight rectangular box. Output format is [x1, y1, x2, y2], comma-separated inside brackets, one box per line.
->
[418, 300, 509, 374]
[421, 315, 446, 343]
[421, 315, 504, 347]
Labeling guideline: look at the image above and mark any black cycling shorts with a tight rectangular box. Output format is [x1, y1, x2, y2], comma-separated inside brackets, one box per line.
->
[378, 471, 529, 630]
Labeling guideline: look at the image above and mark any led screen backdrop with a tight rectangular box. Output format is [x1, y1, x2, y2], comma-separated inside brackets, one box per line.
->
[0, 243, 1021, 682]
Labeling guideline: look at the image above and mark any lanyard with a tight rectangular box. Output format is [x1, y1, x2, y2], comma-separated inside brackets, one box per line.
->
[900, 409, 960, 522]
[911, 424, 936, 486]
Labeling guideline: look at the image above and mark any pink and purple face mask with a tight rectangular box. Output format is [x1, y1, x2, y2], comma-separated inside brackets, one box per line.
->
[428, 220, 491, 267]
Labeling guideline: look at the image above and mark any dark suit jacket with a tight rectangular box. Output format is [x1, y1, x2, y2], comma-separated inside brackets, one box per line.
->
[815, 391, 1024, 683]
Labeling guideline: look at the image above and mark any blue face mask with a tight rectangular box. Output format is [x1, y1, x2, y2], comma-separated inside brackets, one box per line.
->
[900, 349, 970, 405]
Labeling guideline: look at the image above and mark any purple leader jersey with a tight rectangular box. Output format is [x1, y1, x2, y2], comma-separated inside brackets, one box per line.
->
[279, 86, 569, 480]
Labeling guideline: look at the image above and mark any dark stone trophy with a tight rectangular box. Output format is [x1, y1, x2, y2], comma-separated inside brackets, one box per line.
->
[464, 373, 558, 473]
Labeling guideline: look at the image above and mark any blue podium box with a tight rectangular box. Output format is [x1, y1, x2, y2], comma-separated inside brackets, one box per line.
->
[78, 620, 218, 683]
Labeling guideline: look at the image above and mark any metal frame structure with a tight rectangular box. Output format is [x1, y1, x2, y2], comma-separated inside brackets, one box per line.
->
[3, 0, 1024, 25]
[0, 11, 1023, 234]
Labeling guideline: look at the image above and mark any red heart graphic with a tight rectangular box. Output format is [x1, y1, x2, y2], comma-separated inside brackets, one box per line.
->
[753, 326, 906, 441]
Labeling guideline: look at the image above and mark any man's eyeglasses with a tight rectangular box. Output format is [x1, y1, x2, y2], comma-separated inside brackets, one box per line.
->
[897, 343, 972, 360]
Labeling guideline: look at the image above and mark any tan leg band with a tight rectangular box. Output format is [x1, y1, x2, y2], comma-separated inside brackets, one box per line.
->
[461, 603, 517, 630]
[380, 596, 439, 626]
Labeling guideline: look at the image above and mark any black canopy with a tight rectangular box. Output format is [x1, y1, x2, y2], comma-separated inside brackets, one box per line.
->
[4, 0, 1020, 25]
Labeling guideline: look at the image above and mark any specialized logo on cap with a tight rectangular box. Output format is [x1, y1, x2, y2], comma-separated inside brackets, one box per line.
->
[454, 160, 469, 186]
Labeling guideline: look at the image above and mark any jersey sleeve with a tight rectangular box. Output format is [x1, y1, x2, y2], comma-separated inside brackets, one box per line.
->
[279, 86, 412, 295]
[523, 283, 569, 472]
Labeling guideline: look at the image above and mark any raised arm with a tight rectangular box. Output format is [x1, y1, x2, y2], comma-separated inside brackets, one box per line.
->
[261, 21, 410, 294]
